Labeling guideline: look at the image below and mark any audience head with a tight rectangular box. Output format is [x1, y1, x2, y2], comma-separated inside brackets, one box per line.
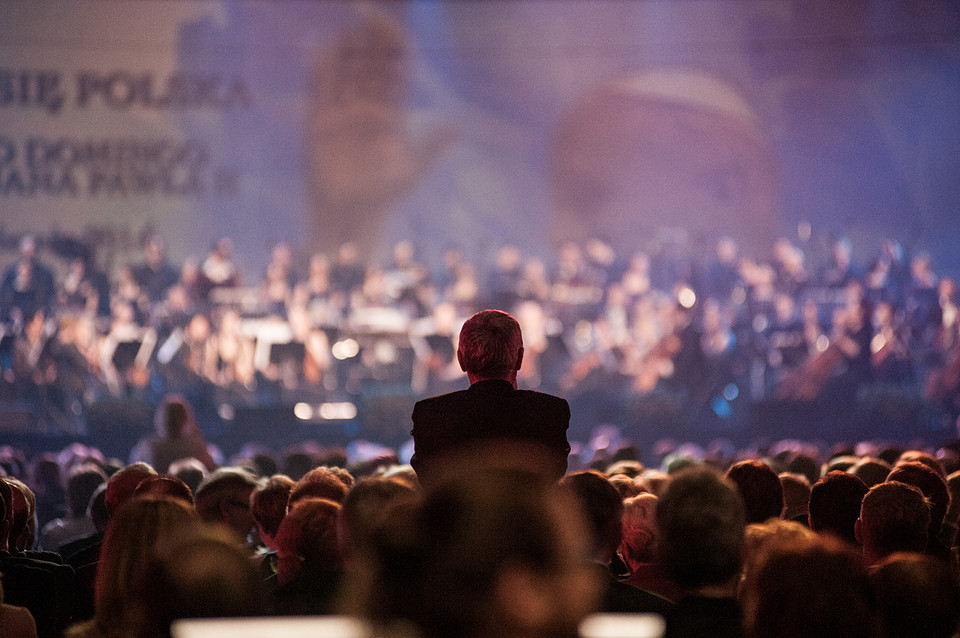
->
[88, 482, 110, 533]
[807, 470, 868, 545]
[344, 467, 599, 638]
[869, 552, 960, 638]
[194, 467, 258, 541]
[457, 309, 524, 383]
[619, 492, 660, 568]
[656, 466, 745, 594]
[339, 476, 419, 562]
[886, 461, 949, 544]
[94, 497, 199, 631]
[947, 470, 960, 529]
[2, 478, 31, 551]
[896, 450, 947, 481]
[275, 497, 343, 585]
[856, 480, 931, 566]
[606, 459, 644, 479]
[848, 456, 892, 488]
[823, 454, 858, 475]
[133, 475, 194, 506]
[250, 474, 294, 552]
[288, 466, 351, 507]
[10, 477, 38, 550]
[67, 463, 107, 518]
[742, 519, 815, 586]
[607, 474, 644, 498]
[559, 470, 624, 563]
[105, 462, 159, 516]
[154, 394, 197, 440]
[777, 472, 811, 522]
[725, 460, 783, 524]
[637, 468, 670, 496]
[138, 527, 267, 638]
[250, 453, 278, 478]
[741, 534, 882, 638]
[280, 451, 314, 482]
[168, 458, 207, 494]
[784, 452, 819, 485]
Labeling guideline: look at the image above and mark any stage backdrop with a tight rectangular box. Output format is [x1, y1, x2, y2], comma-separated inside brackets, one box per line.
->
[2, 1, 959, 276]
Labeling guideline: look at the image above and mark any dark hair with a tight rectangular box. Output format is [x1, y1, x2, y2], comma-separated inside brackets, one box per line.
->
[808, 470, 868, 545]
[67, 463, 108, 518]
[138, 528, 266, 638]
[155, 396, 193, 439]
[743, 535, 882, 638]
[559, 470, 623, 558]
[106, 463, 159, 516]
[859, 481, 931, 559]
[134, 476, 194, 506]
[288, 467, 350, 507]
[870, 552, 960, 638]
[276, 497, 343, 581]
[887, 461, 949, 536]
[250, 474, 294, 539]
[656, 466, 745, 589]
[340, 477, 418, 558]
[346, 469, 591, 638]
[725, 460, 783, 524]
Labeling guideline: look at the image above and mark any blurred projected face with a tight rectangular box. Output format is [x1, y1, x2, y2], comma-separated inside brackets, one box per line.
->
[549, 73, 777, 255]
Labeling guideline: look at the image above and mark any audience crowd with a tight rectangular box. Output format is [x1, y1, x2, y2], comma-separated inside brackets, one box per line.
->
[2, 230, 960, 636]
[2, 232, 960, 438]
[0, 410, 959, 637]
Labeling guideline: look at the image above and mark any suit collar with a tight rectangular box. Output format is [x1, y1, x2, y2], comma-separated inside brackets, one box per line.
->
[468, 378, 516, 393]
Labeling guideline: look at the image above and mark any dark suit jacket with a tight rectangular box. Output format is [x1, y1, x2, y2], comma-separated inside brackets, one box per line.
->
[410, 379, 571, 488]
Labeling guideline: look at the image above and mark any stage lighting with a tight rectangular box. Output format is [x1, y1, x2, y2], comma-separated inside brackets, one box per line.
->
[331, 338, 360, 360]
[677, 286, 696, 309]
[293, 402, 314, 420]
[318, 402, 357, 420]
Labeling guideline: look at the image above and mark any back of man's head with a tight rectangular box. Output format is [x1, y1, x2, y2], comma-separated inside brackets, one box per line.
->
[340, 477, 419, 560]
[896, 450, 947, 481]
[250, 474, 295, 545]
[105, 462, 158, 516]
[725, 460, 783, 524]
[288, 466, 351, 508]
[869, 552, 960, 638]
[457, 309, 522, 379]
[144, 528, 267, 630]
[857, 481, 931, 566]
[656, 466, 745, 593]
[558, 470, 623, 562]
[778, 472, 811, 522]
[194, 467, 258, 540]
[808, 470, 868, 545]
[275, 497, 343, 584]
[848, 456, 892, 488]
[886, 461, 949, 537]
[343, 467, 598, 638]
[67, 463, 107, 518]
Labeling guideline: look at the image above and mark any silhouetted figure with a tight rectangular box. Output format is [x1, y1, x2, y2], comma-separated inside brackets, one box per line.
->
[411, 309, 570, 489]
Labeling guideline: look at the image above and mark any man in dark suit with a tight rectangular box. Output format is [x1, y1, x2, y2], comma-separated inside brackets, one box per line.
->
[410, 309, 570, 489]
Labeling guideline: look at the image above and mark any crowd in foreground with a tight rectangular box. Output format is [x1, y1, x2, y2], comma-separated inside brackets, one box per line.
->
[0, 396, 959, 638]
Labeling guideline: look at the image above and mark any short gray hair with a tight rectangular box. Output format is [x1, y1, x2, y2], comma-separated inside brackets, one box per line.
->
[457, 310, 522, 378]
